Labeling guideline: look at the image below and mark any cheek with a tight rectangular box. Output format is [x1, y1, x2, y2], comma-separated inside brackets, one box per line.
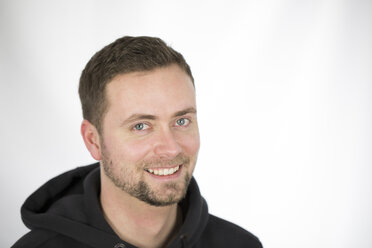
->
[103, 134, 153, 164]
[120, 140, 153, 163]
[178, 132, 200, 156]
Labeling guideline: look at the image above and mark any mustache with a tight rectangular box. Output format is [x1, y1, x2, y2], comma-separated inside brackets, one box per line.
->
[141, 154, 190, 168]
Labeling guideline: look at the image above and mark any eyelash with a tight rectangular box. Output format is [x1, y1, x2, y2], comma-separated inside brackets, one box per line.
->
[132, 122, 150, 131]
[131, 118, 191, 132]
[175, 118, 191, 127]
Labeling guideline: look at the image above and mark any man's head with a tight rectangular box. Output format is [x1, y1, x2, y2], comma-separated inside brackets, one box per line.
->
[79, 36, 194, 133]
[79, 36, 199, 206]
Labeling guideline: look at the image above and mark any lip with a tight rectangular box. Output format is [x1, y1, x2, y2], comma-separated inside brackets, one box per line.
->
[145, 164, 183, 180]
[145, 165, 180, 170]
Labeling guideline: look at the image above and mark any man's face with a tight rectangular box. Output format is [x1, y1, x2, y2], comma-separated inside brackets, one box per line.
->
[99, 64, 200, 206]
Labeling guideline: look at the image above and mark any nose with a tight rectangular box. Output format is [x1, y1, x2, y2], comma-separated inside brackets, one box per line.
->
[153, 127, 182, 159]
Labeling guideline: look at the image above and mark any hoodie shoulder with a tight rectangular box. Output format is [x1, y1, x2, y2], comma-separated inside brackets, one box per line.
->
[12, 229, 57, 248]
[12, 229, 89, 248]
[14, 164, 102, 248]
[200, 214, 263, 248]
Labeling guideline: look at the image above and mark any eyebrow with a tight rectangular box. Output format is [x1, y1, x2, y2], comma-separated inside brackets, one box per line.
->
[121, 107, 197, 126]
[172, 107, 197, 118]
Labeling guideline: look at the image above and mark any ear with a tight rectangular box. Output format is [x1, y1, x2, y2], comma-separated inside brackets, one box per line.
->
[81, 120, 102, 160]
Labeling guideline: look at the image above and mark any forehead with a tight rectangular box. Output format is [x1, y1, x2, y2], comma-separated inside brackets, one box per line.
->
[105, 65, 196, 118]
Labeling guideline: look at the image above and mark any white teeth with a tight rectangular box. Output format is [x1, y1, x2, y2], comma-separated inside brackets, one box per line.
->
[146, 165, 181, 176]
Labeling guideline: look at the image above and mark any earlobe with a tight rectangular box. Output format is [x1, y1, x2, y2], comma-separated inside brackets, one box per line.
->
[81, 120, 101, 160]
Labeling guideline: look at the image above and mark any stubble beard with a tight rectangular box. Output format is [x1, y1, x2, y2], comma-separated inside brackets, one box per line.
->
[101, 144, 193, 206]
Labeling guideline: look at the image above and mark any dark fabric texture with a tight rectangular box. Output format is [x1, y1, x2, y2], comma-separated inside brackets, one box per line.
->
[12, 163, 262, 248]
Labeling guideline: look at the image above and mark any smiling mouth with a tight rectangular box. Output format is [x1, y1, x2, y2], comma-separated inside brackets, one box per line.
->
[145, 165, 181, 176]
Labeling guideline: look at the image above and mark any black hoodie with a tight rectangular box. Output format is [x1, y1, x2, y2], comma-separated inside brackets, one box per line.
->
[13, 163, 262, 248]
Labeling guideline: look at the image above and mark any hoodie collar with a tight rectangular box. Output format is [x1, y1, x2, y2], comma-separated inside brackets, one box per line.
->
[21, 163, 209, 248]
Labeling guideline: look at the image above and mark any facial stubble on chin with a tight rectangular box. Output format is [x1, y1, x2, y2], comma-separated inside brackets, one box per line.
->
[101, 146, 192, 207]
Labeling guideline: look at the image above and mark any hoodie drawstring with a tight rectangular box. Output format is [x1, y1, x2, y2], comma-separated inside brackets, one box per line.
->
[180, 234, 187, 248]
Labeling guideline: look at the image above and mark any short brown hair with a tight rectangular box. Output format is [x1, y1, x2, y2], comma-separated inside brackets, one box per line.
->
[79, 36, 194, 133]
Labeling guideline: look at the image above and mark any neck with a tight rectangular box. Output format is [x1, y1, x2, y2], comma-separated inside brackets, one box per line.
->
[100, 168, 182, 248]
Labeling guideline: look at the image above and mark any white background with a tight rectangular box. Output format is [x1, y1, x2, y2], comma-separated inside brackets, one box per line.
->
[1, 0, 372, 247]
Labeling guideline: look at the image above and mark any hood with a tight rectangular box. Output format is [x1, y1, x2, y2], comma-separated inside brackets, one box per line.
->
[20, 163, 209, 248]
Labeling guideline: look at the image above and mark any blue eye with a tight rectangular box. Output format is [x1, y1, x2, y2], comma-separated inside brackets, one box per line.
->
[176, 118, 189, 126]
[133, 123, 149, 131]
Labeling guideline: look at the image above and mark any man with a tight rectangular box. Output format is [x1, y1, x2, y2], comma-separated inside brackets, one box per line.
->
[13, 36, 262, 248]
